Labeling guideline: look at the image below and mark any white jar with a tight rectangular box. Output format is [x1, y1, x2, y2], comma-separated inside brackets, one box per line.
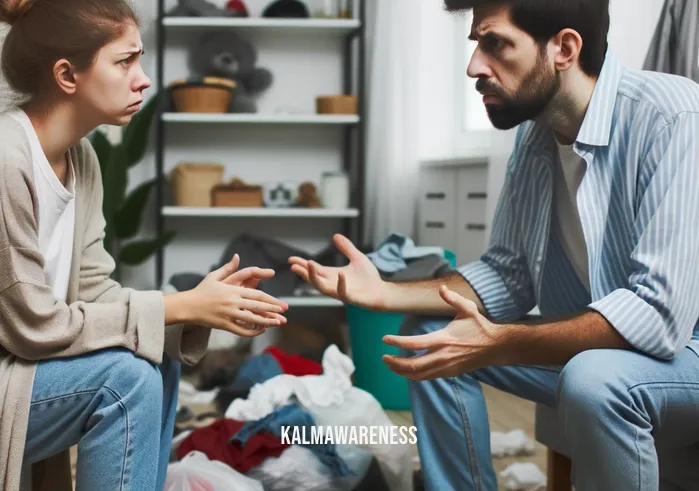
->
[321, 172, 350, 209]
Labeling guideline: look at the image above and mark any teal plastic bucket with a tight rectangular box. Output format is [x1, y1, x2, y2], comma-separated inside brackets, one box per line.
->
[345, 250, 457, 411]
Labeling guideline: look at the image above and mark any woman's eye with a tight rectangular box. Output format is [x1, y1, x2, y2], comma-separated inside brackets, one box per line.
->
[120, 57, 132, 67]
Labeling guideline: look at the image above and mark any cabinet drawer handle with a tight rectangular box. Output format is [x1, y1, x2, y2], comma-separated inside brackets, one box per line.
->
[467, 192, 487, 199]
[425, 192, 446, 200]
[466, 224, 486, 231]
[425, 221, 445, 229]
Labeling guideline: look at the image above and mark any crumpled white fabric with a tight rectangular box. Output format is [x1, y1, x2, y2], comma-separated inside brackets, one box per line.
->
[499, 462, 547, 491]
[225, 344, 413, 491]
[491, 430, 536, 458]
[246, 444, 373, 491]
[178, 380, 218, 408]
[225, 344, 354, 420]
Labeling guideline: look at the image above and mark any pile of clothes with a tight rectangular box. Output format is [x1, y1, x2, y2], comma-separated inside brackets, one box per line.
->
[169, 345, 413, 491]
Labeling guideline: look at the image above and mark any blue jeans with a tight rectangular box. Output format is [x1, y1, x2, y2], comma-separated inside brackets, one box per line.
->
[403, 317, 699, 491]
[23, 348, 181, 491]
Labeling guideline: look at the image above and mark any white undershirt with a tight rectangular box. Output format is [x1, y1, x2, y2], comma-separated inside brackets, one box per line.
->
[9, 110, 76, 302]
[554, 140, 590, 292]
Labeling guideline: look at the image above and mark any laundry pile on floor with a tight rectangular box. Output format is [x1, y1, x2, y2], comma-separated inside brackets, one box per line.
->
[168, 344, 413, 491]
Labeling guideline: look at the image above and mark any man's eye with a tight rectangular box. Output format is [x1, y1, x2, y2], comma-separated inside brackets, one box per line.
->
[482, 36, 504, 52]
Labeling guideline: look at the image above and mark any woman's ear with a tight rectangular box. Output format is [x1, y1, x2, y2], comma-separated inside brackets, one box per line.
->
[53, 59, 77, 95]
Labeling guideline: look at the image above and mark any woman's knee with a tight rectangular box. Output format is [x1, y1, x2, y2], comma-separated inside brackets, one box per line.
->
[101, 349, 163, 404]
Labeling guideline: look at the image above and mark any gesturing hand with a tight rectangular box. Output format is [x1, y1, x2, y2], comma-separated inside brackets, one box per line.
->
[189, 254, 288, 337]
[381, 286, 504, 380]
[288, 234, 389, 310]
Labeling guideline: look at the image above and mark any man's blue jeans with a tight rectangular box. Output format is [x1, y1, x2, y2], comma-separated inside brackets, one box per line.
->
[403, 317, 699, 491]
[23, 348, 180, 491]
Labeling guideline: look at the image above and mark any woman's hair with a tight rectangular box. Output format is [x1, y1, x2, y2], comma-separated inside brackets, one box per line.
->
[0, 0, 140, 102]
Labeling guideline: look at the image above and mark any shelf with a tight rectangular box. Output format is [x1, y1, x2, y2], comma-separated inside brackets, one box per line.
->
[280, 296, 344, 308]
[162, 113, 360, 125]
[162, 17, 361, 34]
[163, 207, 360, 218]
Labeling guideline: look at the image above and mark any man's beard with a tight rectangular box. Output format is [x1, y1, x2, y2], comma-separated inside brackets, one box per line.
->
[477, 54, 560, 130]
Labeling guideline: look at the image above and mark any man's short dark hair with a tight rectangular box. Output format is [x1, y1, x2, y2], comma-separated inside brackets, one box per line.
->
[446, 0, 609, 78]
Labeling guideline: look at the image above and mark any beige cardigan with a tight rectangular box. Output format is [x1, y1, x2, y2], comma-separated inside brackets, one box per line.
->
[0, 114, 211, 490]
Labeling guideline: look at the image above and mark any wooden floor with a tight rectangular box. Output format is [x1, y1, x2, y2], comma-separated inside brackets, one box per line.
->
[388, 385, 548, 489]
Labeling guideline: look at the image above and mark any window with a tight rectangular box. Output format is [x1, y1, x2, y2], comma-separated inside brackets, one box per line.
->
[452, 11, 496, 156]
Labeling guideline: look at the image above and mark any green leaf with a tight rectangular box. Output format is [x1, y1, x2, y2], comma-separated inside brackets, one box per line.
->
[119, 231, 176, 266]
[114, 178, 156, 240]
[89, 130, 112, 176]
[121, 95, 158, 168]
[102, 144, 128, 234]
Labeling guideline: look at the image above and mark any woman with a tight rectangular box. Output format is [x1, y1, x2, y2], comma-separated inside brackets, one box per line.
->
[0, 1, 288, 490]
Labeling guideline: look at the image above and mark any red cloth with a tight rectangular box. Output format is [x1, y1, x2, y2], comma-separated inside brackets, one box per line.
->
[225, 0, 249, 15]
[176, 419, 288, 473]
[264, 346, 323, 376]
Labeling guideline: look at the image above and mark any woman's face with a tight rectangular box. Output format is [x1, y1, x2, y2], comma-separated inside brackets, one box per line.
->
[74, 22, 152, 126]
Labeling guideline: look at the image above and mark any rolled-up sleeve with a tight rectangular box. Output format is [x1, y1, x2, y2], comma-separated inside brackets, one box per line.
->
[458, 129, 537, 322]
[589, 112, 699, 359]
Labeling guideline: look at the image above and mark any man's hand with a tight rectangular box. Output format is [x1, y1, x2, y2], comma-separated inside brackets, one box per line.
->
[382, 285, 505, 380]
[288, 234, 390, 310]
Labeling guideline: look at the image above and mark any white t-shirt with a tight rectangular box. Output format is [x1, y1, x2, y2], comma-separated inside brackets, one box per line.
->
[554, 140, 590, 292]
[9, 110, 76, 302]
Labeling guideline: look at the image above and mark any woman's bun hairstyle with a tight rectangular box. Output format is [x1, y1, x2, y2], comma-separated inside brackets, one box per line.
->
[0, 0, 36, 26]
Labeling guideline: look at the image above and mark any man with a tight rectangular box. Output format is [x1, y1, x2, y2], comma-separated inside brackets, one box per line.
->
[289, 0, 699, 489]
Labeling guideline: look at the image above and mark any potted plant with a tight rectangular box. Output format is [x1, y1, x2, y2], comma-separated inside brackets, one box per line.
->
[88, 96, 175, 281]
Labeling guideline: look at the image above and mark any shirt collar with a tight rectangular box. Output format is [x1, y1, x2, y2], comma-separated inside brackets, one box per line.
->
[575, 51, 624, 147]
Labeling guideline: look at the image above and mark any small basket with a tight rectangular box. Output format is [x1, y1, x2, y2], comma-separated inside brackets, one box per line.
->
[212, 178, 264, 207]
[169, 77, 236, 113]
[170, 162, 224, 207]
[316, 95, 358, 115]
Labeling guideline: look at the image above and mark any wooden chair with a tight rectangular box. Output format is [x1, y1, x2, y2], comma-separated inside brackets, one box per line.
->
[534, 404, 572, 491]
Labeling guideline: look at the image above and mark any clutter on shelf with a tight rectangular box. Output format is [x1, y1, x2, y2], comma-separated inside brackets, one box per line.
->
[170, 344, 409, 491]
[320, 171, 349, 208]
[183, 31, 273, 113]
[213, 178, 264, 207]
[316, 94, 358, 115]
[263, 182, 297, 208]
[171, 162, 225, 207]
[168, 77, 237, 113]
[167, 0, 245, 17]
[313, 0, 352, 18]
[295, 181, 322, 208]
[263, 0, 311, 18]
[168, 161, 346, 210]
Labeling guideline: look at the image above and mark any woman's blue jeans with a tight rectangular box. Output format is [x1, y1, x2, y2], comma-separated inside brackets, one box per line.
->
[23, 348, 180, 491]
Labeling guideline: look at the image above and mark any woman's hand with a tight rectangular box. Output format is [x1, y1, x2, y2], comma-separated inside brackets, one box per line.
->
[181, 254, 289, 337]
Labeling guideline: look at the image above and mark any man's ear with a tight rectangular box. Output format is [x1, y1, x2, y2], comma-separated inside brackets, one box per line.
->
[53, 59, 77, 95]
[552, 28, 583, 72]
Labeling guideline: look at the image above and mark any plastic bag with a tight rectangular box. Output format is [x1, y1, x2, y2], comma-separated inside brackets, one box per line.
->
[165, 451, 264, 491]
[247, 444, 374, 491]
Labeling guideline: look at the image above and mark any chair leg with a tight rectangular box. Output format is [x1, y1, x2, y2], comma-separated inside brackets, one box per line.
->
[546, 447, 572, 491]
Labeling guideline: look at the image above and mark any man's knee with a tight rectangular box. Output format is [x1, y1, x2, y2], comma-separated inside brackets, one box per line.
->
[557, 350, 627, 422]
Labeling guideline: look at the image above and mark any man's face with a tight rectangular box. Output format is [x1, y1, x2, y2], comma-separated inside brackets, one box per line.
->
[467, 4, 559, 130]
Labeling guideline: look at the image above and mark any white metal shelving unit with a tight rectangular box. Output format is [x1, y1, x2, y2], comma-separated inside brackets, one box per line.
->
[153, 3, 367, 309]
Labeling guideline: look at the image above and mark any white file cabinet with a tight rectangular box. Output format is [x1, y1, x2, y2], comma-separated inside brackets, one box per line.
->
[417, 159, 489, 266]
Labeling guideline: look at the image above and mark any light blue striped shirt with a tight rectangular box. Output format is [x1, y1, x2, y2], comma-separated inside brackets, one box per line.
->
[459, 52, 699, 360]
